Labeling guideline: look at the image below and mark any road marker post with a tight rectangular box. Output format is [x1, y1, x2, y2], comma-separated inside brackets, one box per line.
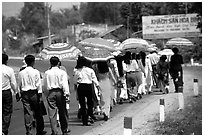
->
[193, 79, 199, 96]
[178, 86, 184, 110]
[124, 117, 132, 135]
[160, 99, 165, 122]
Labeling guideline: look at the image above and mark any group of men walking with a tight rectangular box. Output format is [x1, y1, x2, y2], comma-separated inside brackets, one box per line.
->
[2, 54, 70, 135]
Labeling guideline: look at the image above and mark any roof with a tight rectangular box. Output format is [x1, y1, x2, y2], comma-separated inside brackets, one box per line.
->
[37, 34, 55, 40]
[98, 25, 124, 37]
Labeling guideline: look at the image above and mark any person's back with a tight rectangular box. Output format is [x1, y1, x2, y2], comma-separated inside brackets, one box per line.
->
[2, 53, 18, 135]
[18, 55, 46, 135]
[2, 64, 16, 91]
[170, 54, 183, 71]
[44, 56, 70, 134]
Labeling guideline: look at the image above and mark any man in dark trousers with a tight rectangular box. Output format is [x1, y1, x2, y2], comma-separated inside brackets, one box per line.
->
[169, 47, 184, 93]
[2, 54, 19, 135]
[18, 55, 46, 135]
[44, 56, 70, 135]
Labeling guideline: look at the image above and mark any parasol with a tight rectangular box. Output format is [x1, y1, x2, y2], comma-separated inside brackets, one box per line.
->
[158, 49, 174, 56]
[121, 38, 149, 52]
[79, 38, 116, 52]
[166, 37, 193, 47]
[80, 46, 114, 61]
[40, 43, 81, 60]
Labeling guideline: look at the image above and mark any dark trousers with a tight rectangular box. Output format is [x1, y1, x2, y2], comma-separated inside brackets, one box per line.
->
[47, 88, 69, 134]
[152, 65, 159, 87]
[2, 89, 12, 135]
[21, 89, 44, 134]
[171, 70, 183, 92]
[77, 83, 94, 125]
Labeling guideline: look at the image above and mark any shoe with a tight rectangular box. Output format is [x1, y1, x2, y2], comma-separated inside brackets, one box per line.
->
[36, 131, 47, 135]
[26, 132, 33, 135]
[129, 99, 133, 103]
[103, 115, 109, 121]
[88, 118, 95, 124]
[63, 129, 71, 135]
[138, 93, 142, 99]
[51, 132, 58, 135]
[132, 97, 137, 102]
[103, 113, 109, 121]
[2, 130, 8, 135]
[118, 99, 123, 104]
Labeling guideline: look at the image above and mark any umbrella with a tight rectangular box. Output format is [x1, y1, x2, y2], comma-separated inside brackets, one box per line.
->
[80, 46, 114, 61]
[105, 39, 122, 50]
[158, 49, 174, 56]
[79, 38, 116, 51]
[121, 38, 149, 52]
[40, 43, 81, 60]
[166, 37, 193, 46]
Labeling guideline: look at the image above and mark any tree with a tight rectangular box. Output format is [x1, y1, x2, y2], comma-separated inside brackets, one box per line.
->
[80, 2, 122, 25]
[19, 2, 47, 37]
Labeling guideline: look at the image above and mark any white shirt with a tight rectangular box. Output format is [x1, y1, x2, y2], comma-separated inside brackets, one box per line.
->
[44, 67, 69, 95]
[18, 66, 42, 93]
[2, 64, 17, 91]
[110, 59, 119, 78]
[73, 67, 99, 86]
[148, 53, 159, 65]
[122, 60, 139, 72]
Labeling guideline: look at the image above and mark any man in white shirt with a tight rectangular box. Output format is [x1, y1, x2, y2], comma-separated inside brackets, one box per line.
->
[44, 56, 70, 135]
[2, 54, 19, 135]
[18, 55, 46, 135]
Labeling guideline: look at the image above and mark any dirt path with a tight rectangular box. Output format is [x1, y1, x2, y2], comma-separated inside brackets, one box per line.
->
[84, 66, 202, 135]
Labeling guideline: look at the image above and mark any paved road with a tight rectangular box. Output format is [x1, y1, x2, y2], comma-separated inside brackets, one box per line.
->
[7, 59, 202, 135]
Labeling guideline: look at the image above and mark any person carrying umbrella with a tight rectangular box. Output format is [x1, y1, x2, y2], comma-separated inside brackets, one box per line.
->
[73, 56, 100, 126]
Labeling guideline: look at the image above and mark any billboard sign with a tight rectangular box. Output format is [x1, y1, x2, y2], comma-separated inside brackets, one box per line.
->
[142, 14, 200, 39]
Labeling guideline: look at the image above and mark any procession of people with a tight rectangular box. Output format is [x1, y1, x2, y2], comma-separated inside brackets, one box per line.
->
[2, 45, 184, 135]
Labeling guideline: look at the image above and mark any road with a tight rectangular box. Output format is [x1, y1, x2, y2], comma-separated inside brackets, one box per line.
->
[7, 59, 202, 135]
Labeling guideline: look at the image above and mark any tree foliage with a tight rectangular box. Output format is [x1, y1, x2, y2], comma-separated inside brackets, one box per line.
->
[81, 2, 122, 25]
[19, 2, 47, 37]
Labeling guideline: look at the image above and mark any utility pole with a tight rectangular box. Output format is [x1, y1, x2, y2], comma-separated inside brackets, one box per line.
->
[47, 2, 51, 45]
[185, 2, 188, 14]
[127, 16, 129, 39]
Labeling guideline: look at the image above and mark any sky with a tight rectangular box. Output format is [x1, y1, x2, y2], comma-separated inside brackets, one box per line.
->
[2, 2, 80, 17]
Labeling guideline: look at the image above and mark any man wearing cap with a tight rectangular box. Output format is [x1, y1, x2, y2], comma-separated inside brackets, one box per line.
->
[44, 56, 70, 135]
[2, 53, 19, 135]
[18, 55, 46, 135]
